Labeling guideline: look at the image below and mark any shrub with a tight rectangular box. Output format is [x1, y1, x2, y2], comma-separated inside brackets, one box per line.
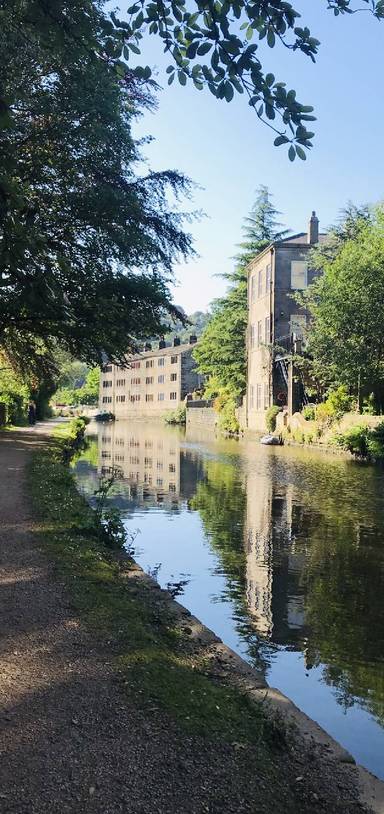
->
[164, 406, 186, 425]
[327, 385, 353, 418]
[302, 405, 316, 421]
[334, 425, 369, 457]
[315, 401, 335, 425]
[265, 405, 281, 433]
[367, 421, 384, 461]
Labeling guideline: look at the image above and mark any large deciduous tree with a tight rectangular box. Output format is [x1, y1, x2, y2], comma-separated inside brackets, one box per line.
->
[194, 186, 288, 429]
[302, 206, 384, 408]
[0, 0, 194, 378]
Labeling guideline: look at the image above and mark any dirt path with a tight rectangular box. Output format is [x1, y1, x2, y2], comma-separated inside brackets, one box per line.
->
[0, 423, 377, 813]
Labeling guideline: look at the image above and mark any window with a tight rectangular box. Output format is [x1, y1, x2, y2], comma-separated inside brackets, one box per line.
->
[265, 316, 270, 344]
[158, 357, 165, 367]
[250, 325, 255, 349]
[169, 463, 176, 473]
[103, 365, 112, 373]
[116, 395, 126, 403]
[144, 457, 152, 467]
[170, 392, 177, 400]
[264, 383, 269, 410]
[131, 361, 141, 369]
[257, 320, 262, 347]
[158, 393, 164, 401]
[144, 440, 153, 448]
[116, 378, 126, 387]
[131, 393, 140, 402]
[170, 372, 177, 382]
[145, 376, 153, 385]
[258, 269, 263, 298]
[256, 384, 262, 410]
[266, 263, 271, 290]
[249, 385, 254, 410]
[158, 374, 165, 384]
[131, 377, 141, 385]
[156, 461, 163, 470]
[145, 394, 154, 402]
[102, 396, 112, 404]
[291, 261, 308, 289]
[250, 275, 256, 303]
[115, 454, 124, 462]
[169, 483, 176, 493]
[156, 478, 163, 487]
[103, 380, 112, 388]
[171, 355, 178, 364]
[290, 314, 307, 338]
[130, 455, 139, 465]
[146, 359, 154, 368]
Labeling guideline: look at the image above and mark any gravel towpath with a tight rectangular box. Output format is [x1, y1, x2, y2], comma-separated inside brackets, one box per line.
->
[0, 424, 375, 814]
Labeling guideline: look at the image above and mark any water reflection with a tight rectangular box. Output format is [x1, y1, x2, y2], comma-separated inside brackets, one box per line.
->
[74, 420, 384, 778]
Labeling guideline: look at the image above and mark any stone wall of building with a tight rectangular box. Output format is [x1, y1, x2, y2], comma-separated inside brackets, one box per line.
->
[186, 402, 217, 431]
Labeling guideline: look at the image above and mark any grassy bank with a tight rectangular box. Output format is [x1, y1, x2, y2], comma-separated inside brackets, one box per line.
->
[26, 422, 278, 752]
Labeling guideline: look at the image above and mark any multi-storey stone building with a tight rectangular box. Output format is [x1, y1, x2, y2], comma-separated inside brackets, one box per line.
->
[99, 336, 202, 418]
[246, 212, 326, 431]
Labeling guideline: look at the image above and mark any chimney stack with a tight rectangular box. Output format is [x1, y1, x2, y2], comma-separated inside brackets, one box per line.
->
[158, 339, 166, 349]
[308, 211, 319, 245]
[173, 337, 181, 347]
[144, 342, 152, 351]
[189, 334, 197, 345]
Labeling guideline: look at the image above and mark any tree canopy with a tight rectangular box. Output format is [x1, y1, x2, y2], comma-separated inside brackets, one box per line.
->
[83, 0, 382, 158]
[0, 0, 195, 381]
[302, 206, 384, 407]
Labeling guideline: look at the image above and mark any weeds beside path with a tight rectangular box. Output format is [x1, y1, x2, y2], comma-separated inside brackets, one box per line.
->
[0, 422, 372, 813]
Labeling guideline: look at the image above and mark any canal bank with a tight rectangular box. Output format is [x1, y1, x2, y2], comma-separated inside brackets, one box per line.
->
[0, 420, 382, 813]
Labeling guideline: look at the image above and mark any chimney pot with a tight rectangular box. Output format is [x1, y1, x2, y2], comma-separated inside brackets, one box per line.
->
[308, 211, 319, 244]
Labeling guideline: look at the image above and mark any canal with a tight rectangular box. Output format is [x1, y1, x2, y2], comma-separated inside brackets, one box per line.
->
[74, 419, 384, 780]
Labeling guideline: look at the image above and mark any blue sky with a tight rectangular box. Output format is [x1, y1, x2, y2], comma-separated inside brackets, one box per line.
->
[126, 2, 384, 313]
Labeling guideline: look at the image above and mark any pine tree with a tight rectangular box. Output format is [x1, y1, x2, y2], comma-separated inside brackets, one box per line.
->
[194, 187, 289, 430]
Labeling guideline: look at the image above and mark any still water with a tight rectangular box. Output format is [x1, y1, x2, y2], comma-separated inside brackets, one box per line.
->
[74, 420, 384, 779]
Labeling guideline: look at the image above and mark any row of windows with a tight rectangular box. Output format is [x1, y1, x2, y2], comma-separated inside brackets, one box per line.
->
[116, 395, 126, 403]
[145, 355, 178, 368]
[116, 378, 126, 387]
[102, 380, 113, 388]
[131, 373, 177, 386]
[250, 261, 309, 303]
[250, 316, 270, 349]
[249, 383, 269, 411]
[250, 264, 271, 302]
[102, 396, 112, 404]
[143, 459, 176, 473]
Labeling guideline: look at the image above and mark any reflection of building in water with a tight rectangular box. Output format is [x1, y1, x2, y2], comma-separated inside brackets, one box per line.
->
[97, 421, 203, 509]
[245, 466, 307, 644]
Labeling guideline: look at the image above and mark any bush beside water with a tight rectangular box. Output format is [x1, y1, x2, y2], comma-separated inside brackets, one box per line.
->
[265, 405, 281, 433]
[334, 421, 384, 461]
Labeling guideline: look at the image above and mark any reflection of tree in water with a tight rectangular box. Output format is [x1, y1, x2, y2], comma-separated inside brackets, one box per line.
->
[191, 451, 384, 727]
[301, 515, 384, 726]
[278, 457, 384, 727]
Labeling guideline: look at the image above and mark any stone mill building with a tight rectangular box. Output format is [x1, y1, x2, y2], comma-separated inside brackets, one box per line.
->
[99, 336, 202, 418]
